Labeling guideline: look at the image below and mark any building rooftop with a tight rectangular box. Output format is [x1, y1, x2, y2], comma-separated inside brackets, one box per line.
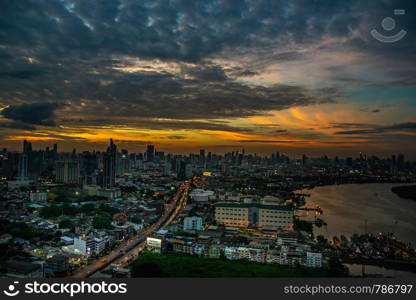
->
[215, 202, 293, 211]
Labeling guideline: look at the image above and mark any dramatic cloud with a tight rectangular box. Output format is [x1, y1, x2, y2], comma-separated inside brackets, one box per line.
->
[1, 103, 62, 126]
[0, 122, 36, 130]
[335, 122, 416, 135]
[0, 0, 415, 155]
[237, 140, 299, 144]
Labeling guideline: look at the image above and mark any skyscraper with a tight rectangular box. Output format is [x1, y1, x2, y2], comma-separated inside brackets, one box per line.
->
[102, 139, 117, 188]
[199, 149, 205, 166]
[56, 160, 80, 184]
[119, 149, 130, 175]
[397, 153, 405, 171]
[18, 140, 30, 180]
[177, 160, 187, 180]
[146, 145, 155, 162]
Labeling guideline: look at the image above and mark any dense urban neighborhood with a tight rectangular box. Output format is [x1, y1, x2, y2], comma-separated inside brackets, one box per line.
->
[1, 139, 415, 278]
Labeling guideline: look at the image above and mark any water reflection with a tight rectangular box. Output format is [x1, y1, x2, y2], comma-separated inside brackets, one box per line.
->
[297, 183, 416, 245]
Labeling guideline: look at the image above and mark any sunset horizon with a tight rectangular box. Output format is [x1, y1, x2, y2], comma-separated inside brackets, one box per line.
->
[1, 1, 415, 157]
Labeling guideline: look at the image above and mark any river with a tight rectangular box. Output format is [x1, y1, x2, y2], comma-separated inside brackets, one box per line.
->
[296, 183, 416, 277]
[296, 183, 416, 245]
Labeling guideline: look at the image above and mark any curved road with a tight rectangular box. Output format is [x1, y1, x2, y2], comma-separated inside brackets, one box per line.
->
[71, 180, 190, 278]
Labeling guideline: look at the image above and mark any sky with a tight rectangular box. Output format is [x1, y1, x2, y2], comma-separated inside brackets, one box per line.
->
[0, 0, 415, 158]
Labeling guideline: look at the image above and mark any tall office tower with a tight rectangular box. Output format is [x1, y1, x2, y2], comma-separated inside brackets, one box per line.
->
[102, 139, 117, 188]
[56, 160, 80, 184]
[82, 151, 98, 175]
[18, 140, 30, 180]
[155, 151, 165, 160]
[302, 154, 308, 166]
[163, 161, 172, 176]
[146, 145, 155, 162]
[276, 151, 280, 160]
[237, 153, 243, 166]
[391, 154, 397, 175]
[177, 161, 187, 180]
[397, 153, 405, 171]
[199, 149, 205, 164]
[81, 151, 98, 185]
[119, 149, 130, 174]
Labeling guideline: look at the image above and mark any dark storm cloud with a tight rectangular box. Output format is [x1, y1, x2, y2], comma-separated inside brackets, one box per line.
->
[0, 62, 338, 122]
[384, 122, 416, 130]
[335, 122, 416, 135]
[1, 103, 62, 126]
[0, 122, 36, 130]
[182, 65, 228, 82]
[0, 0, 415, 130]
[336, 129, 381, 135]
[329, 122, 373, 129]
[233, 69, 259, 77]
[237, 140, 300, 144]
[72, 118, 253, 133]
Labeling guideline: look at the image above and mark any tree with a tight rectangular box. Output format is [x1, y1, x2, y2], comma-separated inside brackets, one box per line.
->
[92, 215, 113, 229]
[98, 204, 120, 215]
[294, 219, 313, 233]
[40, 205, 62, 218]
[131, 262, 165, 277]
[326, 256, 349, 277]
[317, 235, 328, 246]
[62, 204, 79, 216]
[59, 219, 75, 231]
[80, 204, 95, 215]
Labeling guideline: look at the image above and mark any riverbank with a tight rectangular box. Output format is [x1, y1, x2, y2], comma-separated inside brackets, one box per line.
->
[341, 257, 416, 274]
[392, 185, 416, 201]
[346, 263, 416, 278]
[295, 183, 416, 246]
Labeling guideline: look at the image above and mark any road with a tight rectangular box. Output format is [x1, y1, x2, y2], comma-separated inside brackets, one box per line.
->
[71, 180, 190, 278]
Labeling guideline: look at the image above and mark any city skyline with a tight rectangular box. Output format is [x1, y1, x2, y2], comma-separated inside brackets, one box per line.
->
[1, 138, 412, 160]
[1, 1, 416, 157]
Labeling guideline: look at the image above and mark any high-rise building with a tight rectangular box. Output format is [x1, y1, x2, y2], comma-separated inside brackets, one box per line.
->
[302, 154, 308, 166]
[177, 160, 187, 180]
[397, 154, 405, 171]
[18, 140, 30, 180]
[55, 160, 80, 184]
[146, 145, 155, 162]
[102, 139, 117, 188]
[199, 149, 205, 165]
[119, 149, 130, 175]
[53, 143, 58, 155]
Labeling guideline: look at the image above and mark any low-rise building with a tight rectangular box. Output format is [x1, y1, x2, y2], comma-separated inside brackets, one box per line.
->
[183, 216, 204, 231]
[302, 252, 323, 268]
[73, 235, 96, 256]
[6, 259, 43, 278]
[215, 202, 293, 230]
[46, 255, 69, 273]
[277, 231, 299, 245]
[208, 245, 223, 259]
[30, 191, 47, 202]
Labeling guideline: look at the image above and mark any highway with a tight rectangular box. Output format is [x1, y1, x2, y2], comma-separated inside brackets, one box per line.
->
[71, 180, 190, 278]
